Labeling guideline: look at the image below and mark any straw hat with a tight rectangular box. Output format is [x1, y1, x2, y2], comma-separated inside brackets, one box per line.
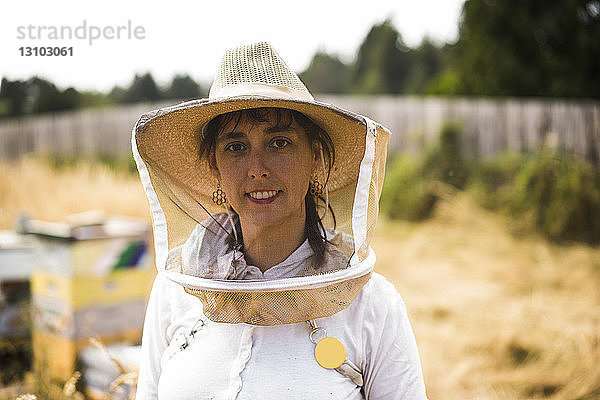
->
[134, 42, 388, 212]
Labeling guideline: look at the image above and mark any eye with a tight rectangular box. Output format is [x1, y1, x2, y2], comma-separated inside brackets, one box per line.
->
[271, 137, 291, 149]
[224, 142, 246, 153]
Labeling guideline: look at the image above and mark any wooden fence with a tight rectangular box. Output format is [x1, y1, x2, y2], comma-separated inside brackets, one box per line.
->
[1, 97, 599, 163]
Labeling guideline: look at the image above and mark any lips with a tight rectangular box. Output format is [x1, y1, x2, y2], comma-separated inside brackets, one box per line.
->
[248, 190, 278, 200]
[246, 190, 281, 204]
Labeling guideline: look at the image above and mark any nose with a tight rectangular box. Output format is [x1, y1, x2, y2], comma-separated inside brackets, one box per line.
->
[248, 150, 270, 179]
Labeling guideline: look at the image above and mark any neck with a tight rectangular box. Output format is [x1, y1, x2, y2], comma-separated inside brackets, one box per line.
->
[240, 208, 307, 273]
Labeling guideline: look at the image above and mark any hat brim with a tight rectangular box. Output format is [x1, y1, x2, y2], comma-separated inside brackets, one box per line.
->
[134, 96, 389, 220]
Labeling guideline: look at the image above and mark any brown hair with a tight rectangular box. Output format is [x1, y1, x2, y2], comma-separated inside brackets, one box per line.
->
[198, 107, 335, 266]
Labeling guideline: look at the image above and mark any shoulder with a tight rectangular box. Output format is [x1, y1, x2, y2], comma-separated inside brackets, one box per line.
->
[364, 271, 403, 296]
[145, 272, 202, 328]
[340, 271, 410, 346]
[354, 271, 407, 315]
[150, 271, 189, 299]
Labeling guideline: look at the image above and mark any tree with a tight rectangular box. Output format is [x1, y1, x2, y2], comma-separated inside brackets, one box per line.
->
[456, 0, 600, 97]
[108, 85, 127, 103]
[165, 74, 204, 100]
[0, 78, 29, 117]
[403, 37, 446, 94]
[299, 51, 351, 94]
[28, 77, 81, 113]
[352, 19, 412, 94]
[123, 73, 162, 103]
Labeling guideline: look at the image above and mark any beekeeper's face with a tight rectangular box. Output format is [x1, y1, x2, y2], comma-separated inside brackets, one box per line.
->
[212, 109, 320, 233]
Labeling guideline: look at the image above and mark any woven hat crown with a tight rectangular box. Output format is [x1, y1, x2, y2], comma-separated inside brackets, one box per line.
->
[209, 42, 314, 101]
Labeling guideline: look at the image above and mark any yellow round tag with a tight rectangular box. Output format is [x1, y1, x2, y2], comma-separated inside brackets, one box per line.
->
[314, 337, 346, 369]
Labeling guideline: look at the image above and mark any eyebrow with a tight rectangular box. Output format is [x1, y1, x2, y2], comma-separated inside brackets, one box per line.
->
[216, 126, 297, 142]
[265, 126, 297, 135]
[216, 131, 246, 142]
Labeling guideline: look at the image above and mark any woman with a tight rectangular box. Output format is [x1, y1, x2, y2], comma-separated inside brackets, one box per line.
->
[133, 42, 427, 399]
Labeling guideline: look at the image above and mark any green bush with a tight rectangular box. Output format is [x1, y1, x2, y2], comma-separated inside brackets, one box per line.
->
[381, 122, 470, 221]
[468, 153, 525, 209]
[422, 122, 470, 190]
[509, 152, 600, 244]
[381, 155, 437, 221]
[381, 119, 600, 245]
[95, 153, 139, 174]
[381, 118, 600, 244]
[467, 151, 600, 244]
[44, 153, 138, 174]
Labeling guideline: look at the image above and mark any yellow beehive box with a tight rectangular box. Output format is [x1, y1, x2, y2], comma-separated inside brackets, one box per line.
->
[31, 267, 154, 310]
[25, 213, 153, 276]
[35, 236, 151, 277]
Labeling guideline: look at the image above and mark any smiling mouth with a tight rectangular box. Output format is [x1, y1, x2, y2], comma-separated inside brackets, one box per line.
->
[248, 190, 280, 200]
[246, 190, 282, 203]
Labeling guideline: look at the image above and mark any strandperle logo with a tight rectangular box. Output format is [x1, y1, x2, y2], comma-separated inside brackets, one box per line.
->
[16, 20, 146, 45]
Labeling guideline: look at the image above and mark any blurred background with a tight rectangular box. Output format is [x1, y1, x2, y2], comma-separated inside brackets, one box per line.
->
[1, 0, 599, 399]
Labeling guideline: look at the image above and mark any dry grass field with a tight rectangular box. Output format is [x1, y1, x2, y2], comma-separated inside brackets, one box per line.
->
[374, 196, 600, 399]
[1, 157, 599, 399]
[0, 158, 150, 228]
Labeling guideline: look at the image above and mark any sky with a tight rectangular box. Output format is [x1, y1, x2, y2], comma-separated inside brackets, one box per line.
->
[0, 0, 465, 92]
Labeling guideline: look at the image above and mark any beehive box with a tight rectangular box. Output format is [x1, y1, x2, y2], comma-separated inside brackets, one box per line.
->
[31, 268, 154, 337]
[31, 267, 153, 311]
[35, 236, 150, 277]
[31, 267, 154, 381]
[28, 215, 155, 383]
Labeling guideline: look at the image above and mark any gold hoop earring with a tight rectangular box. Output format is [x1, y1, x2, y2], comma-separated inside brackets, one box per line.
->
[212, 183, 226, 205]
[309, 174, 323, 197]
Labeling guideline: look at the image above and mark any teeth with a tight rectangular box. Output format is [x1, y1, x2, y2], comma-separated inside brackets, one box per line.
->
[249, 191, 278, 199]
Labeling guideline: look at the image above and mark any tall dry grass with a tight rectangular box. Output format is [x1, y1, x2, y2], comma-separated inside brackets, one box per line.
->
[1, 158, 599, 399]
[0, 157, 150, 229]
[374, 191, 600, 399]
